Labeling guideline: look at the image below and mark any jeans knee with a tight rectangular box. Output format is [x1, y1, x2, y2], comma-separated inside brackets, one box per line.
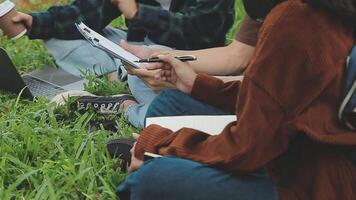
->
[127, 75, 141, 91]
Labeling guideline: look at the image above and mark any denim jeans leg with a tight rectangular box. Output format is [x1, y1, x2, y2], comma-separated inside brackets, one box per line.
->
[124, 75, 160, 128]
[45, 37, 120, 77]
[146, 89, 228, 120]
[117, 157, 279, 200]
[125, 103, 149, 128]
[128, 75, 159, 104]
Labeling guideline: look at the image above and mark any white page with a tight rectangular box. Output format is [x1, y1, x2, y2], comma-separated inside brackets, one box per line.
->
[76, 22, 140, 68]
[146, 115, 236, 135]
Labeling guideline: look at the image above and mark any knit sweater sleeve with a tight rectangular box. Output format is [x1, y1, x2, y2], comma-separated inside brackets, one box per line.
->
[135, 76, 289, 173]
[190, 74, 241, 114]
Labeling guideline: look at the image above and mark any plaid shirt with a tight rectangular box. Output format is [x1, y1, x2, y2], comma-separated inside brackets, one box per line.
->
[29, 0, 235, 50]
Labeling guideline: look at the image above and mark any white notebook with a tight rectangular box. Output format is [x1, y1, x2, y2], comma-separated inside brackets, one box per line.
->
[75, 22, 140, 68]
[144, 115, 236, 158]
[145, 115, 236, 135]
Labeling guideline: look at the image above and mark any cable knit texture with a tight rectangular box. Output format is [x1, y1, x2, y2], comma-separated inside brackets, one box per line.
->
[135, 0, 356, 199]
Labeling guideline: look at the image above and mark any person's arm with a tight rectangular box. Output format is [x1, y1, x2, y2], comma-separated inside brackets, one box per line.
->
[214, 75, 244, 83]
[122, 39, 255, 76]
[29, 0, 120, 39]
[132, 1, 322, 173]
[172, 40, 254, 75]
[134, 77, 289, 173]
[129, 0, 234, 50]
[121, 16, 260, 76]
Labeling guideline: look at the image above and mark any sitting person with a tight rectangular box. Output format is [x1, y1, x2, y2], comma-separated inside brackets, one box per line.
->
[13, 0, 235, 128]
[115, 0, 356, 199]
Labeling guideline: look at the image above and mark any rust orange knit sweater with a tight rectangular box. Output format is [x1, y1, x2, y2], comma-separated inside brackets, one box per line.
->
[135, 0, 356, 199]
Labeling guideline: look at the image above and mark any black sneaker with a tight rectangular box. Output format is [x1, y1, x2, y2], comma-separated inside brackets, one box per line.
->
[52, 90, 136, 114]
[75, 94, 136, 114]
[107, 138, 135, 166]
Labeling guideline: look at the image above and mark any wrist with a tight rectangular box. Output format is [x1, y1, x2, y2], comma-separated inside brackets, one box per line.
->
[186, 73, 198, 95]
[125, 4, 138, 19]
[27, 15, 33, 30]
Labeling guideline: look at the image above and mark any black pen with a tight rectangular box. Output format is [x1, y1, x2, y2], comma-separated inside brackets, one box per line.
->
[135, 55, 197, 63]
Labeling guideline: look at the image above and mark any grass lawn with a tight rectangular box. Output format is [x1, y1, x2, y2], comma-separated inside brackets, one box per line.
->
[0, 0, 245, 199]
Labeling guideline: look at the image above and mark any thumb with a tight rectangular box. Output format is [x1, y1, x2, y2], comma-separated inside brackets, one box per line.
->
[12, 12, 32, 28]
[11, 14, 22, 23]
[157, 54, 182, 70]
[120, 40, 143, 57]
[132, 133, 140, 140]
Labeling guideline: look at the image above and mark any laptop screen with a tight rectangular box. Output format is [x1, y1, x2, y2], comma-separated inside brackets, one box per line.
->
[0, 48, 33, 99]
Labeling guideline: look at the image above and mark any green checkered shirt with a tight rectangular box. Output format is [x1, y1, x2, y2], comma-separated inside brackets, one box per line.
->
[29, 0, 235, 50]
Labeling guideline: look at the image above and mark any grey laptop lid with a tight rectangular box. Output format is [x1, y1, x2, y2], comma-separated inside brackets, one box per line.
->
[0, 48, 33, 99]
[28, 67, 87, 91]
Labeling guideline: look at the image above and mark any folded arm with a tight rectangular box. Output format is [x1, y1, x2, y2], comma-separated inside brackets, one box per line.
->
[29, 0, 120, 39]
[131, 0, 234, 50]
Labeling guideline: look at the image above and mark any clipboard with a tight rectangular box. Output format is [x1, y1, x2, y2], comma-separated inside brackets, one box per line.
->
[75, 22, 140, 68]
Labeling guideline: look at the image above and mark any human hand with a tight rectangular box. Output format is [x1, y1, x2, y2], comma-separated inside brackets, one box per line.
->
[120, 40, 157, 59]
[145, 54, 198, 94]
[11, 12, 33, 30]
[128, 133, 144, 172]
[124, 64, 176, 91]
[111, 0, 138, 19]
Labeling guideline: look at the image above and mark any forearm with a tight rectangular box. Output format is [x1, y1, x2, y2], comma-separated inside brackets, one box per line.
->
[172, 40, 255, 76]
[214, 75, 244, 83]
[130, 0, 234, 50]
[29, 0, 119, 39]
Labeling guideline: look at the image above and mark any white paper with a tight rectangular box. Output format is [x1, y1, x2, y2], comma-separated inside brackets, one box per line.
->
[145, 115, 236, 135]
[76, 22, 140, 68]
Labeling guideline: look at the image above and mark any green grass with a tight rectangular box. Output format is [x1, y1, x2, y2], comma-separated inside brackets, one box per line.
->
[0, 0, 245, 199]
[227, 0, 246, 43]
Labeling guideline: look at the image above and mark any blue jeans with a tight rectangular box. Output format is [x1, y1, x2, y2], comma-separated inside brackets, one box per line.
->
[45, 27, 155, 77]
[125, 75, 159, 128]
[117, 157, 279, 200]
[145, 90, 228, 124]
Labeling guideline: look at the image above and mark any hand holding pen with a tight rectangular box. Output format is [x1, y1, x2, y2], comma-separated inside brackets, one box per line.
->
[135, 55, 197, 63]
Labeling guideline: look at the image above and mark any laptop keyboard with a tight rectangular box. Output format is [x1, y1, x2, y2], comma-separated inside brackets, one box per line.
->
[23, 75, 65, 99]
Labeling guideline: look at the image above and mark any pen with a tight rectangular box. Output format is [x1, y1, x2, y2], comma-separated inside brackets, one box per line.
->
[135, 55, 197, 63]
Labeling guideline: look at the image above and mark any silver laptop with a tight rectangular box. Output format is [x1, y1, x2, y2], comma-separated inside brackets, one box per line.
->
[0, 47, 86, 99]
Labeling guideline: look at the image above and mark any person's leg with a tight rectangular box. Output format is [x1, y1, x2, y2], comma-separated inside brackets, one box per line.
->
[45, 38, 119, 76]
[45, 26, 133, 77]
[117, 157, 279, 200]
[145, 89, 228, 120]
[123, 43, 172, 128]
[45, 26, 149, 78]
[123, 75, 160, 128]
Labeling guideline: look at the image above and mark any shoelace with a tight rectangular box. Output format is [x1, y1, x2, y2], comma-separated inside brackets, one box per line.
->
[77, 99, 126, 114]
[100, 102, 125, 114]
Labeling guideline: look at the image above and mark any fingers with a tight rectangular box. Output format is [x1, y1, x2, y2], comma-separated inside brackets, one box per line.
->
[128, 142, 144, 173]
[157, 54, 181, 68]
[121, 61, 139, 74]
[141, 62, 165, 70]
[119, 40, 132, 51]
[12, 13, 24, 22]
[120, 40, 144, 58]
[132, 133, 140, 140]
[125, 65, 157, 77]
[149, 51, 169, 58]
[12, 12, 32, 29]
